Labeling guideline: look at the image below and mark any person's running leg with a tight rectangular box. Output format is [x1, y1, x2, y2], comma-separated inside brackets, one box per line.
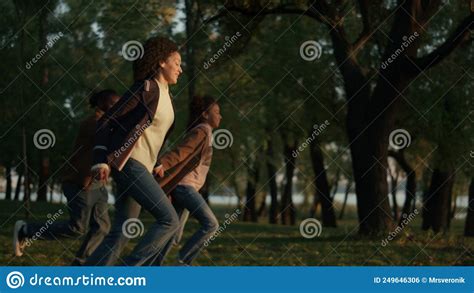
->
[174, 209, 189, 244]
[13, 183, 93, 257]
[72, 186, 111, 265]
[148, 200, 186, 266]
[120, 159, 180, 266]
[172, 185, 219, 265]
[84, 180, 141, 266]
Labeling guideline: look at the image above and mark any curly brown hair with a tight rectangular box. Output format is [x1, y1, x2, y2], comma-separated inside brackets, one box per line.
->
[133, 37, 179, 81]
[187, 95, 217, 132]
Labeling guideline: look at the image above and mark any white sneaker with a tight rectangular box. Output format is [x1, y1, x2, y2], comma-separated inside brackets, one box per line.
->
[13, 220, 27, 257]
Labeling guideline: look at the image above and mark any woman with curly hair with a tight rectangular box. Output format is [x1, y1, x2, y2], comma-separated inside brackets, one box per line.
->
[152, 95, 222, 265]
[85, 36, 183, 266]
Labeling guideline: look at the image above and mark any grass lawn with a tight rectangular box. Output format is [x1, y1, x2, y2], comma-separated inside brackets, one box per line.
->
[1, 200, 473, 266]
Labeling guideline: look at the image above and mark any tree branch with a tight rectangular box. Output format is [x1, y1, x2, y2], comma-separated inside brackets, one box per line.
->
[203, 3, 325, 25]
[352, 0, 371, 50]
[412, 12, 473, 72]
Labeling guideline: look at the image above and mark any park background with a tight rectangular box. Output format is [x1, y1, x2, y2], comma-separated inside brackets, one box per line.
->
[0, 0, 473, 265]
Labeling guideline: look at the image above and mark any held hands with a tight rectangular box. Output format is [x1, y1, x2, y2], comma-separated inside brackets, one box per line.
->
[92, 165, 110, 184]
[153, 165, 164, 178]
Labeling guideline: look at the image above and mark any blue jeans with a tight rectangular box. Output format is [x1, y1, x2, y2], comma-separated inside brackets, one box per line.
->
[153, 184, 219, 265]
[25, 182, 110, 265]
[85, 158, 179, 266]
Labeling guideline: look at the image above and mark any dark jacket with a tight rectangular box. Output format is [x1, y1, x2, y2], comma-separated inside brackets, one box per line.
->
[93, 79, 175, 171]
[62, 112, 101, 188]
[156, 125, 209, 194]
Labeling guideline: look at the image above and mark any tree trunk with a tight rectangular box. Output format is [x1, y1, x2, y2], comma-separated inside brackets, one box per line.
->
[243, 156, 260, 222]
[388, 150, 417, 223]
[464, 178, 474, 237]
[330, 169, 340, 199]
[14, 2, 30, 216]
[22, 126, 31, 216]
[14, 170, 23, 201]
[5, 163, 12, 200]
[184, 0, 198, 102]
[280, 139, 297, 225]
[309, 141, 336, 227]
[339, 180, 352, 220]
[36, 4, 51, 203]
[36, 156, 49, 202]
[422, 168, 455, 233]
[389, 169, 400, 222]
[257, 196, 266, 218]
[266, 134, 279, 224]
[229, 151, 243, 210]
[309, 191, 320, 218]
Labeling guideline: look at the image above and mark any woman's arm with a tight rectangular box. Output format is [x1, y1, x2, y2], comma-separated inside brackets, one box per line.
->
[92, 81, 149, 167]
[156, 126, 207, 172]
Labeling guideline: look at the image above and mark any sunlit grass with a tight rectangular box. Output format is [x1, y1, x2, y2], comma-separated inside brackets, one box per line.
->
[1, 200, 472, 266]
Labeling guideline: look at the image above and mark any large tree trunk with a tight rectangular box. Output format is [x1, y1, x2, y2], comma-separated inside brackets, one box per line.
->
[465, 178, 474, 237]
[422, 168, 455, 233]
[243, 156, 260, 222]
[388, 150, 417, 223]
[280, 139, 297, 225]
[309, 141, 336, 227]
[266, 134, 279, 224]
